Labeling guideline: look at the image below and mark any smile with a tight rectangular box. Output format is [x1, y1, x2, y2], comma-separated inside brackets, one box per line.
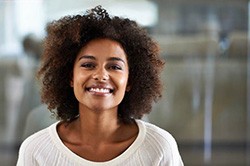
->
[86, 87, 114, 94]
[89, 88, 110, 93]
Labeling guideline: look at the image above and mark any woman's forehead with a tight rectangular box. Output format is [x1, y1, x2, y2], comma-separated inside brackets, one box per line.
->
[77, 38, 128, 62]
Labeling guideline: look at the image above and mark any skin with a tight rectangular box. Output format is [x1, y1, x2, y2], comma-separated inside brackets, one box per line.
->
[57, 38, 138, 162]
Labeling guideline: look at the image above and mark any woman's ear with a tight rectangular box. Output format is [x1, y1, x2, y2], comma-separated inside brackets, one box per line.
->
[70, 72, 73, 87]
[70, 80, 73, 87]
[126, 78, 132, 92]
[126, 85, 131, 92]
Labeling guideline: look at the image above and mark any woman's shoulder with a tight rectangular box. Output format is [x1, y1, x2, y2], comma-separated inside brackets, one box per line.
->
[19, 122, 58, 153]
[136, 120, 184, 165]
[138, 120, 176, 141]
[136, 119, 180, 152]
[17, 122, 61, 165]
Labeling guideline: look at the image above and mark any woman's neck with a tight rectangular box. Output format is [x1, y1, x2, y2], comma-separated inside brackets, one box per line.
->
[57, 107, 139, 162]
[67, 105, 123, 144]
[79, 112, 121, 142]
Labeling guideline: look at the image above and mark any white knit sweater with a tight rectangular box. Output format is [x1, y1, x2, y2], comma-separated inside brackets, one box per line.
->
[17, 120, 184, 166]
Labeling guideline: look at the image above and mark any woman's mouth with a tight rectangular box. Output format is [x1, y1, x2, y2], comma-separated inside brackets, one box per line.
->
[88, 87, 113, 93]
[86, 87, 114, 95]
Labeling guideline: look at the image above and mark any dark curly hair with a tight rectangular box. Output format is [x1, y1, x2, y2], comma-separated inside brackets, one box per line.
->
[38, 6, 165, 124]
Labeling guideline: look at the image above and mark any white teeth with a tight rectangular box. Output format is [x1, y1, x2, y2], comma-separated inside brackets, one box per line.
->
[89, 88, 110, 93]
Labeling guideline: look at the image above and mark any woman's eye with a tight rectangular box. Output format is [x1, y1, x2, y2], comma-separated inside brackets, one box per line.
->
[81, 63, 95, 69]
[109, 65, 122, 70]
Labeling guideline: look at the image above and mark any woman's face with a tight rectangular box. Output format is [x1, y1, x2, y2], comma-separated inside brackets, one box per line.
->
[71, 38, 129, 112]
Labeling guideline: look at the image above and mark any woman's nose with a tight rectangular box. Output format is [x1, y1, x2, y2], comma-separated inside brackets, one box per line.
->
[92, 68, 109, 81]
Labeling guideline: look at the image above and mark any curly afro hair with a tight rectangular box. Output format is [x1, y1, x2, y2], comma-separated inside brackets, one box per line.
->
[38, 5, 165, 124]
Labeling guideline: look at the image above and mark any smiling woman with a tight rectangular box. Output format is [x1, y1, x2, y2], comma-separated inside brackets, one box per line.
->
[71, 38, 129, 112]
[16, 5, 184, 166]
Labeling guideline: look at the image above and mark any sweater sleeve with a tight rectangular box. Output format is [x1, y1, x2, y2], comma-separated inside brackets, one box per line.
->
[159, 131, 184, 166]
[16, 137, 35, 166]
[16, 128, 50, 166]
[16, 145, 24, 166]
[144, 121, 184, 166]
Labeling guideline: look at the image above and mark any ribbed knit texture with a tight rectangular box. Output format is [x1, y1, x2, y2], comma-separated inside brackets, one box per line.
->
[17, 120, 184, 166]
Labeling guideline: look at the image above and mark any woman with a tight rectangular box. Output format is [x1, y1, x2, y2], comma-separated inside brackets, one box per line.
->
[17, 6, 184, 166]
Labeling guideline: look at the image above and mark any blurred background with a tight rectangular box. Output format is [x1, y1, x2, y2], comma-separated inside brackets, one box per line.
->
[0, 0, 249, 165]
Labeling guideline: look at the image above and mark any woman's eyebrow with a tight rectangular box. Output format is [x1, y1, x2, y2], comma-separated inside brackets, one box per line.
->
[78, 55, 125, 64]
[108, 57, 125, 64]
[78, 55, 95, 61]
